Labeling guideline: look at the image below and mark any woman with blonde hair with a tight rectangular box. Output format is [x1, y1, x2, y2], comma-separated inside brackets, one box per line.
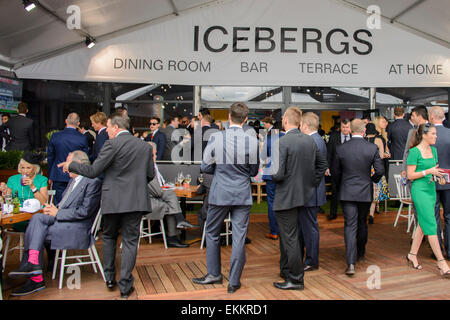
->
[0, 152, 48, 231]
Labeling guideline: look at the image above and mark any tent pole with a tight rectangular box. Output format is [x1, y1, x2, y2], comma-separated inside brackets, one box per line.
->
[369, 87, 377, 120]
[103, 83, 112, 116]
[194, 85, 201, 116]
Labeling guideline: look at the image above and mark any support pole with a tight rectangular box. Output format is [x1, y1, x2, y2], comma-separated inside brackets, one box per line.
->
[103, 83, 112, 115]
[194, 85, 201, 116]
[369, 87, 377, 120]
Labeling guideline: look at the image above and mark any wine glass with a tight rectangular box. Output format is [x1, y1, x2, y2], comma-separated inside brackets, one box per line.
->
[177, 173, 184, 186]
[185, 174, 191, 185]
[198, 174, 204, 184]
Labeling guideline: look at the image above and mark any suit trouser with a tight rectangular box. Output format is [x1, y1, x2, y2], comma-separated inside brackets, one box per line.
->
[341, 201, 371, 265]
[19, 213, 55, 269]
[52, 181, 69, 205]
[298, 206, 320, 267]
[330, 179, 340, 217]
[102, 211, 142, 293]
[275, 207, 304, 284]
[205, 204, 251, 286]
[264, 180, 279, 235]
[436, 189, 450, 256]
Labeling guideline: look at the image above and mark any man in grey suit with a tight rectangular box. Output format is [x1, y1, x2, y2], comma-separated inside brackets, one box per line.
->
[8, 151, 101, 296]
[272, 107, 328, 290]
[4, 102, 34, 151]
[299, 112, 328, 272]
[59, 113, 155, 299]
[333, 119, 384, 276]
[430, 106, 450, 259]
[192, 102, 259, 294]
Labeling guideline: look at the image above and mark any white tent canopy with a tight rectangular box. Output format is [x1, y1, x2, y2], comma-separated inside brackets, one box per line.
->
[1, 0, 449, 87]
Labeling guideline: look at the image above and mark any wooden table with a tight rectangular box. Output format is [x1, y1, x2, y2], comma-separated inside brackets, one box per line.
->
[1, 211, 39, 226]
[172, 185, 203, 243]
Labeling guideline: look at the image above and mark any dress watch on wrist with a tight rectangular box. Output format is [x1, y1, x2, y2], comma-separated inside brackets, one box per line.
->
[31, 187, 38, 193]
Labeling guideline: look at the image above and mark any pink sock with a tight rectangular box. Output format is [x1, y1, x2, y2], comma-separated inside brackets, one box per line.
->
[28, 249, 40, 265]
[31, 275, 43, 283]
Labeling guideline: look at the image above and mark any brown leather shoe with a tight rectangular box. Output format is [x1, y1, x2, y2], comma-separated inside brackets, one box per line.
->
[265, 233, 279, 240]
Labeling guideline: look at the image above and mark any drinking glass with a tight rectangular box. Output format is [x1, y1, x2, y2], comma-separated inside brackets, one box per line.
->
[185, 174, 191, 184]
[198, 174, 204, 184]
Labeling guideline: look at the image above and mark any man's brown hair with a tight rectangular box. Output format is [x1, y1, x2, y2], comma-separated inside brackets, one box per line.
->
[18, 102, 28, 114]
[394, 106, 405, 117]
[229, 102, 249, 124]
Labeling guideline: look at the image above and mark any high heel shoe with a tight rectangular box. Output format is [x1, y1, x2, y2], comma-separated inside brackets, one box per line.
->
[406, 253, 422, 270]
[437, 259, 450, 278]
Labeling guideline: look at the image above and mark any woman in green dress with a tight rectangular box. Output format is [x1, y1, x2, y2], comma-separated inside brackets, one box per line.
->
[406, 123, 450, 277]
[0, 152, 48, 231]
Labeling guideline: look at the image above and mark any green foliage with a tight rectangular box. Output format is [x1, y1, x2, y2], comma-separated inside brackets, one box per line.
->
[0, 150, 24, 170]
[46, 130, 59, 141]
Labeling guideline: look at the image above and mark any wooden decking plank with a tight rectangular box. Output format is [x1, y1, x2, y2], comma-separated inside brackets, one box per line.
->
[153, 264, 177, 293]
[145, 265, 167, 294]
[161, 263, 187, 292]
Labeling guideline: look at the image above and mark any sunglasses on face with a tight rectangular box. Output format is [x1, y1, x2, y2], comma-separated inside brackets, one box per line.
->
[150, 122, 158, 125]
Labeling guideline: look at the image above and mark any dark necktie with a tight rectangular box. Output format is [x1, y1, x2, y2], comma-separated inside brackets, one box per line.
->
[58, 179, 76, 208]
[344, 135, 349, 143]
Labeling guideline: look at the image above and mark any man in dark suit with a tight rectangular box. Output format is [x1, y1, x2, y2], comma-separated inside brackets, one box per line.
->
[161, 115, 180, 160]
[59, 113, 155, 299]
[192, 102, 259, 294]
[78, 120, 95, 157]
[332, 119, 384, 276]
[1, 113, 11, 151]
[90, 111, 109, 163]
[387, 106, 413, 160]
[430, 106, 450, 258]
[47, 113, 89, 205]
[199, 108, 218, 129]
[191, 114, 219, 161]
[5, 102, 34, 151]
[145, 116, 166, 160]
[115, 106, 134, 134]
[8, 150, 101, 296]
[299, 112, 328, 271]
[326, 119, 352, 220]
[271, 107, 328, 290]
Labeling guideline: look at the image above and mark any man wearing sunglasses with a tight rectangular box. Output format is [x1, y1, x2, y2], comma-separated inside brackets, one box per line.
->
[145, 117, 166, 160]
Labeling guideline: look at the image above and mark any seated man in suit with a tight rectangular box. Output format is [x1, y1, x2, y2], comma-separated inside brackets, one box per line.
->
[8, 150, 101, 296]
[146, 142, 196, 248]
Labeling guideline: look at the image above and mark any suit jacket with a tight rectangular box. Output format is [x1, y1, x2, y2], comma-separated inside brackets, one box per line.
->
[387, 118, 412, 160]
[434, 125, 450, 191]
[332, 137, 384, 202]
[146, 175, 181, 219]
[261, 129, 285, 180]
[84, 131, 95, 156]
[201, 126, 259, 206]
[5, 114, 34, 151]
[272, 129, 328, 211]
[90, 128, 108, 162]
[49, 177, 101, 250]
[305, 132, 328, 207]
[69, 131, 155, 215]
[161, 125, 176, 160]
[145, 130, 166, 160]
[191, 125, 219, 161]
[443, 118, 450, 129]
[327, 131, 351, 177]
[402, 127, 416, 172]
[47, 128, 89, 182]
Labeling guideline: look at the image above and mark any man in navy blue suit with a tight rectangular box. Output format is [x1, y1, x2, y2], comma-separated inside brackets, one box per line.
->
[261, 116, 284, 240]
[299, 112, 328, 271]
[47, 113, 88, 205]
[145, 117, 166, 160]
[90, 111, 109, 163]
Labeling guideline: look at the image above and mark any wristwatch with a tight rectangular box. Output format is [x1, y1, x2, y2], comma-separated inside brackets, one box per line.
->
[31, 187, 38, 193]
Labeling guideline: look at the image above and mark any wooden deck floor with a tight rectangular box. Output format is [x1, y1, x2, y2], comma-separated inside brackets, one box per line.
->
[3, 210, 449, 300]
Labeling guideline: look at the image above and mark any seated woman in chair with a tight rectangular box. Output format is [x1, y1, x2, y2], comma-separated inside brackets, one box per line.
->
[0, 151, 48, 231]
[146, 142, 196, 248]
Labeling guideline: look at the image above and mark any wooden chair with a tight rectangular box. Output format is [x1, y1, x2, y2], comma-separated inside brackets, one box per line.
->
[251, 182, 267, 204]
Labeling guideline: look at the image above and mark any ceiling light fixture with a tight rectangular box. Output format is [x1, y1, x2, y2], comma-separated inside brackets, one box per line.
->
[85, 36, 96, 48]
[23, 0, 36, 12]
